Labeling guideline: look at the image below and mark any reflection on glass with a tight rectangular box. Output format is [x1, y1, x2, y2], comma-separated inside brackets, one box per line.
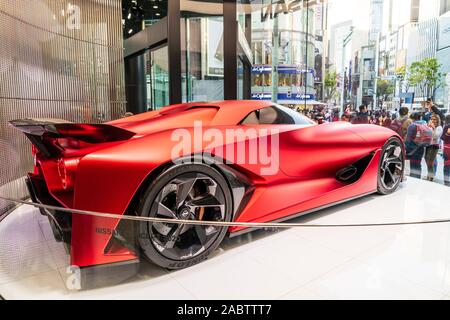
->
[237, 0, 316, 106]
[181, 0, 224, 102]
[146, 46, 169, 110]
[238, 58, 244, 99]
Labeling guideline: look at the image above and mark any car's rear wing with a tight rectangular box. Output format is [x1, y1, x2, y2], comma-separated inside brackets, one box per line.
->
[9, 118, 136, 157]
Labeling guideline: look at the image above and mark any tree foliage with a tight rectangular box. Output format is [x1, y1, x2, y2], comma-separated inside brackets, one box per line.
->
[407, 58, 446, 99]
[324, 70, 337, 102]
[376, 79, 394, 102]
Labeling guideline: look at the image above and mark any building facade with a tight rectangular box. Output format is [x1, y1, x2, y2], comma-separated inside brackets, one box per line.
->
[124, 0, 325, 113]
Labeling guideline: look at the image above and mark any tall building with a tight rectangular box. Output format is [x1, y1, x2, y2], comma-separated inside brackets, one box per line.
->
[375, 0, 425, 108]
[436, 10, 450, 110]
[382, 0, 420, 33]
[328, 20, 353, 74]
[328, 21, 369, 106]
[369, 0, 384, 42]
[407, 18, 439, 66]
[419, 0, 450, 21]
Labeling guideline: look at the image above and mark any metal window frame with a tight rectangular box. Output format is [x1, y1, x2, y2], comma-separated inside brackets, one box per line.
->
[224, 0, 238, 100]
[124, 0, 242, 106]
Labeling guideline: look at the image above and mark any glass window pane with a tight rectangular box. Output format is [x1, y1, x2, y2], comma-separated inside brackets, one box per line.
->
[181, 0, 224, 102]
[237, 0, 317, 108]
[147, 46, 169, 110]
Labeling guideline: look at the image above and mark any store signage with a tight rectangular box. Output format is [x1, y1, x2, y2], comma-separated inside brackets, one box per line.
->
[261, 0, 304, 22]
[251, 93, 272, 100]
[252, 66, 272, 73]
[278, 66, 315, 74]
[251, 93, 315, 101]
[251, 65, 315, 74]
[278, 93, 315, 100]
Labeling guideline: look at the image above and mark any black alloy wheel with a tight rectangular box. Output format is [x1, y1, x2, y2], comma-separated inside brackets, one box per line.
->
[137, 164, 232, 269]
[377, 137, 405, 195]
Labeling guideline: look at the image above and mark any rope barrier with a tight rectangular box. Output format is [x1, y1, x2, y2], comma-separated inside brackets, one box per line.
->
[1, 195, 450, 228]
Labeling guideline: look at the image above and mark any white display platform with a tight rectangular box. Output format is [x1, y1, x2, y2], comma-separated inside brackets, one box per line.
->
[0, 178, 450, 300]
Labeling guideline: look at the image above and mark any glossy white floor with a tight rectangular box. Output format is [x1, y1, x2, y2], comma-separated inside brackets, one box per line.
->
[0, 177, 449, 300]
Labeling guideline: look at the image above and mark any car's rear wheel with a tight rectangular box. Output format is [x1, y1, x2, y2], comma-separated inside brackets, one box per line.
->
[137, 164, 232, 269]
[377, 137, 404, 195]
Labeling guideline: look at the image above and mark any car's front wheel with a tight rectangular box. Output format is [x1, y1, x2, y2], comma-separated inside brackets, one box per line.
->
[137, 164, 232, 269]
[377, 137, 405, 195]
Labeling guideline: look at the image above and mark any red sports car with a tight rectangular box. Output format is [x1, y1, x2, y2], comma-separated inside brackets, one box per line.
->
[10, 101, 404, 284]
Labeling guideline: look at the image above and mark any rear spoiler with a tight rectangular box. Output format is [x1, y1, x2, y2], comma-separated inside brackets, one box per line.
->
[9, 118, 136, 157]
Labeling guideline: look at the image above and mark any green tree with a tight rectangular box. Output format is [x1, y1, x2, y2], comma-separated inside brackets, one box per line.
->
[407, 58, 446, 99]
[376, 79, 394, 105]
[324, 70, 337, 102]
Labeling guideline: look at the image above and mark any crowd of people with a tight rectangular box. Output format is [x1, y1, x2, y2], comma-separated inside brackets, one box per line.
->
[300, 99, 450, 186]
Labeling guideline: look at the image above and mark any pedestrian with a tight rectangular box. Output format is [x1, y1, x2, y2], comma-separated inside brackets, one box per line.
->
[389, 107, 413, 139]
[424, 98, 445, 124]
[442, 114, 450, 186]
[371, 111, 381, 125]
[405, 112, 433, 179]
[351, 105, 370, 124]
[344, 105, 351, 115]
[381, 111, 392, 128]
[423, 99, 433, 123]
[341, 114, 350, 122]
[424, 115, 443, 181]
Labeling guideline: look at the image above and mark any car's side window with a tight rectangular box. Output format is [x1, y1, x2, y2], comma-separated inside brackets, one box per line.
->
[259, 107, 282, 124]
[241, 110, 260, 125]
[240, 105, 315, 126]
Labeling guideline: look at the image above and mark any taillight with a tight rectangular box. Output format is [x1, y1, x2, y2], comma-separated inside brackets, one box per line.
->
[57, 158, 79, 190]
[31, 145, 39, 175]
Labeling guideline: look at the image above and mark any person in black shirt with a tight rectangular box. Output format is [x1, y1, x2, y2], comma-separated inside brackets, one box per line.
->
[351, 105, 370, 124]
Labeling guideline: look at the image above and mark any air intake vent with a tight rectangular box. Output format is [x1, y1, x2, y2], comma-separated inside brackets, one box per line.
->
[335, 153, 375, 184]
[336, 166, 358, 182]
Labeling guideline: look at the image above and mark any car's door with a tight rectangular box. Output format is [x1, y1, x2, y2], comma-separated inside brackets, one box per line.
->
[239, 104, 369, 179]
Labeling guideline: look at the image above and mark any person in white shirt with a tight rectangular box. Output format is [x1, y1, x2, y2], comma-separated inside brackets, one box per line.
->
[425, 114, 443, 181]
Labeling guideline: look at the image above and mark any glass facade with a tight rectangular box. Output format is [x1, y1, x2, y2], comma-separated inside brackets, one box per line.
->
[238, 0, 316, 109]
[120, 0, 450, 189]
[146, 46, 170, 110]
[180, 0, 225, 102]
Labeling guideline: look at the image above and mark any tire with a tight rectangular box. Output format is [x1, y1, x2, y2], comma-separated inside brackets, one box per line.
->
[377, 137, 405, 195]
[137, 164, 233, 269]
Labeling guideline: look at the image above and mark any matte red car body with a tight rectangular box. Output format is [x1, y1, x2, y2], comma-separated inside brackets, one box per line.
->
[20, 101, 399, 268]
